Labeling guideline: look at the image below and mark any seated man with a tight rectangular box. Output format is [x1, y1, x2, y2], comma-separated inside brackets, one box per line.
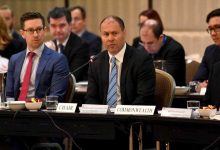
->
[132, 9, 164, 48]
[193, 8, 220, 92]
[6, 11, 69, 102]
[84, 16, 155, 150]
[47, 7, 90, 82]
[139, 19, 186, 86]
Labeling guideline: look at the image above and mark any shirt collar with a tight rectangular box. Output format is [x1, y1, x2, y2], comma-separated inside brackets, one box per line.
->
[77, 29, 86, 37]
[108, 43, 126, 63]
[26, 44, 44, 57]
[57, 34, 70, 47]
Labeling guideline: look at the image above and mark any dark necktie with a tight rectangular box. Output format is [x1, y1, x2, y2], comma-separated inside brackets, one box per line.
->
[18, 52, 35, 101]
[58, 44, 64, 53]
[107, 57, 117, 108]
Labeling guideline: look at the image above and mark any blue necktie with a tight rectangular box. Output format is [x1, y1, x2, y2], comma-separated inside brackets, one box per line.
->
[107, 57, 117, 108]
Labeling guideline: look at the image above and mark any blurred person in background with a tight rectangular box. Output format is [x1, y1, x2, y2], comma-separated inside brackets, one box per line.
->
[139, 19, 186, 86]
[193, 8, 220, 93]
[0, 4, 26, 50]
[47, 7, 90, 82]
[132, 9, 164, 48]
[0, 15, 23, 73]
[69, 6, 102, 56]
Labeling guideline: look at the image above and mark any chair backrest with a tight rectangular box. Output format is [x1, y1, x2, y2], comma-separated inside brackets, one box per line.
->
[185, 59, 200, 83]
[63, 73, 76, 103]
[155, 69, 176, 110]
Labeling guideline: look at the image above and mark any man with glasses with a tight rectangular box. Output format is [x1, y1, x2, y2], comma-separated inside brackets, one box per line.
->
[193, 8, 220, 93]
[6, 11, 69, 103]
[139, 19, 186, 86]
[69, 6, 102, 56]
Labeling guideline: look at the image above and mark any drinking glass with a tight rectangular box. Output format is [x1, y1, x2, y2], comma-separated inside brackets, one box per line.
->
[187, 100, 200, 118]
[46, 95, 58, 110]
[153, 60, 166, 71]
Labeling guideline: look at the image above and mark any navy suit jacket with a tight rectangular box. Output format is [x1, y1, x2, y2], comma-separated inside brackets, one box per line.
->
[204, 61, 220, 107]
[81, 30, 102, 56]
[85, 44, 155, 105]
[6, 45, 69, 102]
[193, 44, 220, 82]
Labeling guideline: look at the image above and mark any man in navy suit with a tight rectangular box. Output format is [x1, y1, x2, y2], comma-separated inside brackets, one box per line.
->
[69, 6, 102, 56]
[193, 8, 220, 93]
[6, 11, 69, 102]
[47, 7, 90, 82]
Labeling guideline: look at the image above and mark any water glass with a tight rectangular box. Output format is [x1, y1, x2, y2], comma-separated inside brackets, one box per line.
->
[187, 100, 200, 118]
[46, 96, 58, 110]
[153, 60, 166, 71]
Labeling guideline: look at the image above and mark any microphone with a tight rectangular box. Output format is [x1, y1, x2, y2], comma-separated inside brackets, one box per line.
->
[44, 54, 99, 99]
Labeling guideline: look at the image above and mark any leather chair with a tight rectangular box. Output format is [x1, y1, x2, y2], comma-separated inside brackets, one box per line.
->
[155, 69, 176, 150]
[185, 59, 200, 83]
[155, 69, 176, 110]
[63, 73, 76, 103]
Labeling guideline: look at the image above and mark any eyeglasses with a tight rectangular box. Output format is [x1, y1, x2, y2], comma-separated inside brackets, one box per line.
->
[23, 27, 44, 34]
[206, 25, 220, 34]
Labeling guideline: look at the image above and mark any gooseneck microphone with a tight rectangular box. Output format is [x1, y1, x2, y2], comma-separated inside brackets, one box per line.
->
[44, 55, 98, 98]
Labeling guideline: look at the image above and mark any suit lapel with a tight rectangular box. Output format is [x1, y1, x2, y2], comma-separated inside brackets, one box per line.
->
[14, 52, 26, 93]
[35, 47, 50, 88]
[120, 45, 133, 101]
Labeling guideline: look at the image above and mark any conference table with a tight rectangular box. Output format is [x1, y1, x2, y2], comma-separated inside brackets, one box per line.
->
[0, 109, 220, 150]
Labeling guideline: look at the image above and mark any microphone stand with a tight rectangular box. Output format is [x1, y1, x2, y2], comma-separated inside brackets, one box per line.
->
[45, 56, 97, 98]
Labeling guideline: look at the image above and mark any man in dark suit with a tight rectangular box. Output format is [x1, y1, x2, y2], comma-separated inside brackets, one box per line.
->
[47, 7, 90, 82]
[139, 19, 186, 86]
[69, 6, 102, 56]
[6, 11, 69, 102]
[83, 15, 155, 150]
[193, 8, 220, 93]
[86, 16, 155, 106]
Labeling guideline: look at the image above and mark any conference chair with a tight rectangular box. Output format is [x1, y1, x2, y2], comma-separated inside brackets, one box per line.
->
[155, 69, 176, 110]
[155, 69, 176, 150]
[185, 59, 200, 84]
[63, 73, 76, 103]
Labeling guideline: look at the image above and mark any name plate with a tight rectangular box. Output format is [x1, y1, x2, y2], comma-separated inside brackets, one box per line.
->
[79, 104, 109, 114]
[161, 107, 192, 118]
[114, 105, 155, 115]
[56, 103, 77, 113]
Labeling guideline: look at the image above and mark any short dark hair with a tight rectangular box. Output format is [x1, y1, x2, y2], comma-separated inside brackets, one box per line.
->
[206, 8, 220, 23]
[100, 16, 125, 31]
[139, 9, 164, 31]
[20, 11, 45, 29]
[47, 7, 72, 24]
[141, 19, 163, 39]
[69, 6, 86, 19]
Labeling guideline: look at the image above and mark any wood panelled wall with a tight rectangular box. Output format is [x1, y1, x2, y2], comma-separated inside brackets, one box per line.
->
[1, 0, 220, 60]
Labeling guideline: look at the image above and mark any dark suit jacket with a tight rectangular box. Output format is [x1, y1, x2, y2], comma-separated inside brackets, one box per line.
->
[81, 30, 102, 56]
[85, 44, 155, 105]
[54, 33, 90, 81]
[204, 61, 220, 107]
[6, 45, 69, 102]
[139, 35, 186, 86]
[193, 44, 220, 82]
[132, 36, 141, 48]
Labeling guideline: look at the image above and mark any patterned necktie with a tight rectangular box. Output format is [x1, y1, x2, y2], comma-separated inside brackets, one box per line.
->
[18, 52, 35, 101]
[107, 56, 117, 108]
[58, 44, 64, 53]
